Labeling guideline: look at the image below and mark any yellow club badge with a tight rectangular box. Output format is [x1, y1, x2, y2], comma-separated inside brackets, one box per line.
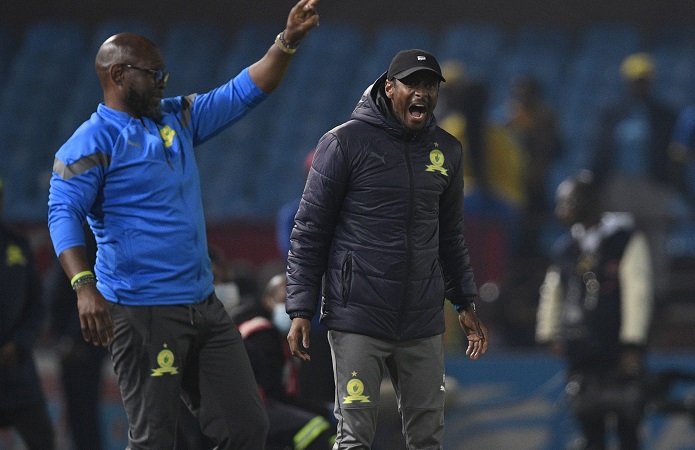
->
[425, 149, 448, 176]
[159, 125, 176, 148]
[343, 371, 371, 404]
[151, 344, 178, 376]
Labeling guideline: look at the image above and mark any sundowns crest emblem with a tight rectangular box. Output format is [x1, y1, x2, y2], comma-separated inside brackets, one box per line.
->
[159, 125, 176, 148]
[151, 344, 178, 376]
[343, 371, 371, 404]
[425, 149, 448, 176]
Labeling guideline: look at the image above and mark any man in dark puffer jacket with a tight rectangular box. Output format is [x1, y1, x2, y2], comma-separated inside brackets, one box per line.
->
[286, 49, 489, 449]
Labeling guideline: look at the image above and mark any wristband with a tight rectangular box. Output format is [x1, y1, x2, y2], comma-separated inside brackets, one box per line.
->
[70, 270, 94, 287]
[71, 271, 97, 291]
[275, 31, 298, 54]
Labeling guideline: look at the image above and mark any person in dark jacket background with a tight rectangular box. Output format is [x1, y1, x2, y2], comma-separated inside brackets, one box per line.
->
[231, 274, 334, 450]
[286, 49, 488, 449]
[0, 178, 55, 450]
[536, 170, 653, 449]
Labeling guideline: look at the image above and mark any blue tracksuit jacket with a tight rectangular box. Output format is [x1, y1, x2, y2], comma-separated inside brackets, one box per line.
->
[48, 68, 266, 305]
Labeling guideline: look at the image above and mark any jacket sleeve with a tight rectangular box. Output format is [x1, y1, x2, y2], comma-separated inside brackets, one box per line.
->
[536, 265, 563, 343]
[286, 132, 349, 317]
[619, 232, 653, 345]
[438, 139, 478, 307]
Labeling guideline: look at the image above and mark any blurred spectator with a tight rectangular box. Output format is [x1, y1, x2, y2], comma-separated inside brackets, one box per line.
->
[536, 170, 653, 449]
[438, 59, 529, 347]
[44, 223, 106, 450]
[438, 60, 527, 209]
[492, 74, 563, 215]
[230, 274, 334, 450]
[437, 59, 524, 269]
[209, 244, 241, 318]
[0, 178, 55, 450]
[667, 103, 695, 207]
[588, 52, 680, 300]
[437, 60, 490, 197]
[590, 53, 681, 198]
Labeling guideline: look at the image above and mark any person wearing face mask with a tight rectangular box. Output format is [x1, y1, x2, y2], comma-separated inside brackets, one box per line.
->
[230, 273, 335, 450]
[286, 49, 489, 449]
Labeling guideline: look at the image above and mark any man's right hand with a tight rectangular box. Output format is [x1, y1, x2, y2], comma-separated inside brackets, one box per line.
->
[76, 284, 114, 347]
[287, 317, 312, 361]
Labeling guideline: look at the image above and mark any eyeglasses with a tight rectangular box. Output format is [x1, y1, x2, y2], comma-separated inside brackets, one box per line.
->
[121, 64, 170, 84]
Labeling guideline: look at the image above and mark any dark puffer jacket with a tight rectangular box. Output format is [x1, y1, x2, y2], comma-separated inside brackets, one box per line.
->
[286, 73, 478, 341]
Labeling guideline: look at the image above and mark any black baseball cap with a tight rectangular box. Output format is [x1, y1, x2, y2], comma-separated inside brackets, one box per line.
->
[387, 49, 445, 82]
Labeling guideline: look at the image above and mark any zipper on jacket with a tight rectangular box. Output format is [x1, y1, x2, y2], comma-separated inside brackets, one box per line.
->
[399, 143, 415, 338]
[341, 252, 353, 307]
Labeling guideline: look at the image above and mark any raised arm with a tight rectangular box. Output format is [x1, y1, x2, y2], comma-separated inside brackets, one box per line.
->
[248, 0, 320, 93]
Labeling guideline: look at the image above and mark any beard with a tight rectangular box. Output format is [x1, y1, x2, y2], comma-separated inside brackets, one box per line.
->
[126, 88, 162, 120]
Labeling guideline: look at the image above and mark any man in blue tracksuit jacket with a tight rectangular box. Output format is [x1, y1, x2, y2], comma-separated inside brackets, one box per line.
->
[47, 2, 320, 448]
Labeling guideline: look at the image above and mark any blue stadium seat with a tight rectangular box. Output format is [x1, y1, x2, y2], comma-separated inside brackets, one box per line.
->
[437, 22, 506, 80]
[579, 23, 642, 58]
[516, 25, 574, 57]
[0, 21, 88, 221]
[0, 24, 18, 94]
[162, 23, 227, 97]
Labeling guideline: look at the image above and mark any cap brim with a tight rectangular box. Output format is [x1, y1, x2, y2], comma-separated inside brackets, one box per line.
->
[393, 66, 446, 82]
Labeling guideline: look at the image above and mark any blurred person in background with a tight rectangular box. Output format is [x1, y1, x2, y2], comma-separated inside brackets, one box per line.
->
[286, 49, 488, 449]
[439, 60, 548, 348]
[46, 1, 320, 447]
[667, 102, 695, 208]
[536, 170, 653, 450]
[44, 223, 105, 450]
[209, 244, 241, 318]
[588, 52, 680, 300]
[0, 178, 55, 450]
[493, 74, 563, 217]
[589, 52, 681, 202]
[231, 273, 334, 450]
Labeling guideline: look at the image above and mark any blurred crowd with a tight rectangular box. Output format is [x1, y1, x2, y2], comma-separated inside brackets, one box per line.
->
[2, 31, 695, 446]
[434, 51, 695, 349]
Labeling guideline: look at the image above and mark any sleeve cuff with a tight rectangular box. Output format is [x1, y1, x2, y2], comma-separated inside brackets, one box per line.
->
[455, 299, 477, 313]
[289, 312, 313, 320]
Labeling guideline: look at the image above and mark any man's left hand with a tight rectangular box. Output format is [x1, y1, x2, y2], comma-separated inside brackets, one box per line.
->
[458, 308, 489, 360]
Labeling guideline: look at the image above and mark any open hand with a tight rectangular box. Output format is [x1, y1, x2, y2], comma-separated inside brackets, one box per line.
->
[458, 308, 489, 360]
[284, 0, 320, 45]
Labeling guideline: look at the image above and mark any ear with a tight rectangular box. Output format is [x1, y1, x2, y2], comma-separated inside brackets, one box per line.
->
[110, 64, 125, 85]
[384, 79, 394, 99]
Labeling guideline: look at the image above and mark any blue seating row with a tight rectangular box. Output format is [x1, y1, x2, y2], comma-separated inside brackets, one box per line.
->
[1, 20, 695, 230]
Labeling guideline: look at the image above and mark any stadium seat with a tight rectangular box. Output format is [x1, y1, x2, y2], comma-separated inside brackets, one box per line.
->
[437, 22, 506, 80]
[162, 22, 227, 97]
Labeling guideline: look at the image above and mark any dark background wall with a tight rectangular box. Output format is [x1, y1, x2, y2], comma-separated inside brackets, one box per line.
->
[5, 0, 695, 35]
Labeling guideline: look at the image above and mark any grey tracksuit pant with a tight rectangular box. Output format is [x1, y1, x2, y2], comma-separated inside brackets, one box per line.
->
[328, 330, 445, 450]
[108, 293, 268, 449]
